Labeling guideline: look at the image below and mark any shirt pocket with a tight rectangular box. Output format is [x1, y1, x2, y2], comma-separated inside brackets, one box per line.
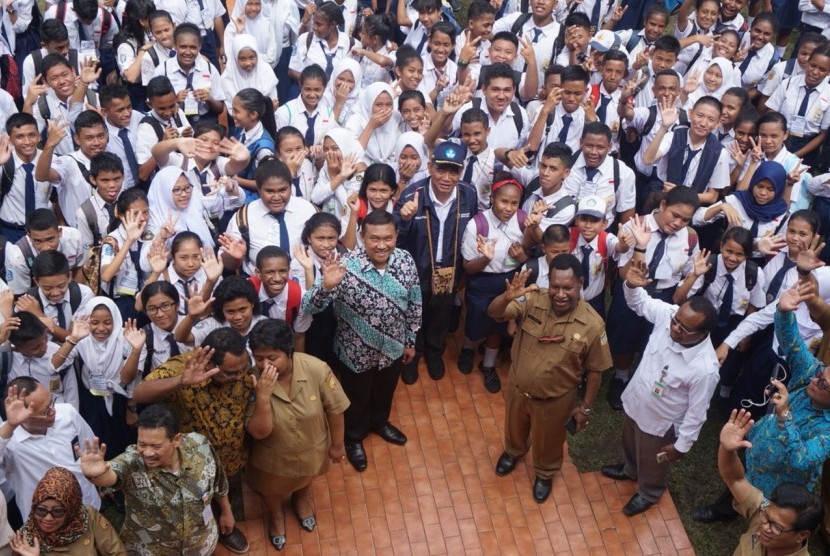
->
[520, 312, 545, 340]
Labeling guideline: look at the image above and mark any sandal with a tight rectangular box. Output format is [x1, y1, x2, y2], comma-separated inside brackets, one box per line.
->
[300, 515, 317, 532]
[269, 533, 286, 551]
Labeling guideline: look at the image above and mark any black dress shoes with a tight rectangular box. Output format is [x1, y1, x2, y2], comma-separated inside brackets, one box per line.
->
[601, 463, 634, 481]
[533, 477, 552, 503]
[426, 357, 445, 380]
[373, 423, 407, 445]
[345, 442, 367, 472]
[495, 452, 518, 477]
[623, 493, 654, 516]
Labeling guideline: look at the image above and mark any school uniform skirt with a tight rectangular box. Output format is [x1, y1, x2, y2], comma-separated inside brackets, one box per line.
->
[464, 270, 515, 341]
[78, 386, 134, 458]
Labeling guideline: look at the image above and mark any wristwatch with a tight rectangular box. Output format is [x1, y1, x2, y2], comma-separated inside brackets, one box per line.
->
[580, 406, 593, 416]
[777, 409, 793, 422]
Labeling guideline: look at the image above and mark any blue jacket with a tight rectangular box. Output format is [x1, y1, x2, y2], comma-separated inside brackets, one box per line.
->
[394, 178, 479, 291]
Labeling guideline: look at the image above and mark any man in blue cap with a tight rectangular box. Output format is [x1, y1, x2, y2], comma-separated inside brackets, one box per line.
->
[394, 141, 480, 384]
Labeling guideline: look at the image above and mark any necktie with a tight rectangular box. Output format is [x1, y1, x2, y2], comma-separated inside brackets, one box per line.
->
[184, 70, 195, 91]
[462, 155, 477, 183]
[321, 45, 335, 77]
[584, 167, 599, 183]
[580, 244, 593, 288]
[680, 147, 700, 183]
[179, 278, 195, 299]
[23, 162, 35, 214]
[104, 202, 115, 224]
[718, 130, 729, 141]
[305, 113, 318, 146]
[719, 273, 734, 327]
[531, 28, 543, 44]
[238, 131, 247, 144]
[76, 20, 89, 42]
[118, 129, 139, 180]
[129, 241, 144, 290]
[271, 211, 290, 251]
[51, 302, 66, 330]
[647, 231, 667, 280]
[293, 176, 302, 197]
[416, 33, 429, 54]
[739, 48, 756, 75]
[798, 87, 815, 117]
[767, 258, 795, 300]
[166, 333, 181, 357]
[558, 114, 573, 143]
[590, 0, 602, 30]
[596, 95, 610, 123]
[261, 298, 276, 317]
[194, 168, 210, 194]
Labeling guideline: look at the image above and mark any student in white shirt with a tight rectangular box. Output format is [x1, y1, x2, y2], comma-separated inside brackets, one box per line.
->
[113, 0, 155, 106]
[275, 64, 336, 147]
[737, 13, 779, 98]
[75, 152, 123, 255]
[138, 10, 176, 87]
[520, 64, 586, 156]
[352, 13, 395, 89]
[344, 82, 401, 165]
[229, 89, 277, 199]
[252, 246, 311, 346]
[21, 20, 82, 99]
[43, 0, 118, 59]
[341, 162, 398, 250]
[274, 126, 317, 201]
[290, 2, 352, 82]
[521, 224, 570, 289]
[312, 127, 369, 215]
[514, 143, 577, 242]
[393, 132, 429, 196]
[417, 22, 458, 106]
[321, 58, 363, 125]
[136, 281, 188, 377]
[135, 76, 193, 184]
[680, 57, 735, 110]
[758, 32, 826, 111]
[220, 33, 279, 116]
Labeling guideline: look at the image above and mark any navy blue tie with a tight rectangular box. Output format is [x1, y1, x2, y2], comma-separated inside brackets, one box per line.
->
[166, 333, 181, 357]
[129, 241, 144, 290]
[261, 298, 276, 317]
[558, 114, 572, 143]
[738, 49, 756, 75]
[531, 28, 543, 43]
[119, 129, 139, 180]
[647, 231, 667, 280]
[305, 113, 318, 146]
[51, 302, 66, 330]
[581, 244, 592, 288]
[416, 33, 429, 54]
[680, 147, 700, 182]
[76, 20, 89, 42]
[462, 156, 476, 183]
[590, 0, 602, 30]
[321, 46, 335, 77]
[23, 162, 35, 214]
[798, 87, 815, 117]
[293, 176, 302, 197]
[719, 274, 734, 327]
[767, 258, 795, 301]
[272, 211, 290, 251]
[195, 168, 210, 194]
[585, 167, 599, 183]
[596, 95, 611, 123]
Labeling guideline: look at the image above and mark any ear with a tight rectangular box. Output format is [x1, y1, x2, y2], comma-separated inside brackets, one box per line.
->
[172, 432, 183, 447]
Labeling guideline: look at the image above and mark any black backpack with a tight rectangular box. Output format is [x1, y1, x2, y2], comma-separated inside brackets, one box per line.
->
[471, 97, 523, 136]
[25, 281, 83, 316]
[696, 254, 758, 298]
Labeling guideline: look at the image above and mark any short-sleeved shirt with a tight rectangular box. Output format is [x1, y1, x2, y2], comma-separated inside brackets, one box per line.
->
[109, 432, 228, 556]
[6, 227, 86, 294]
[153, 56, 225, 116]
[497, 293, 612, 398]
[734, 486, 809, 556]
[144, 352, 255, 476]
[247, 353, 350, 476]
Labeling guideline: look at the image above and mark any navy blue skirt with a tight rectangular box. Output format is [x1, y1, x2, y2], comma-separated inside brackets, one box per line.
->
[464, 270, 516, 341]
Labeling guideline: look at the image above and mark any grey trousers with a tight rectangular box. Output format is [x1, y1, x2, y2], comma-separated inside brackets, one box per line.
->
[622, 413, 677, 503]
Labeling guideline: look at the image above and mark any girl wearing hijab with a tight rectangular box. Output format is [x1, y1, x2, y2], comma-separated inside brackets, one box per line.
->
[693, 160, 790, 260]
[394, 131, 430, 193]
[221, 34, 280, 114]
[225, 0, 278, 69]
[56, 298, 146, 458]
[321, 58, 363, 125]
[11, 467, 126, 555]
[681, 57, 735, 109]
[344, 83, 401, 165]
[341, 163, 398, 249]
[312, 127, 369, 215]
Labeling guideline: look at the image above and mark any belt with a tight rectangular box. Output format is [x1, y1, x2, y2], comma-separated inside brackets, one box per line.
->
[0, 219, 25, 231]
[520, 390, 553, 401]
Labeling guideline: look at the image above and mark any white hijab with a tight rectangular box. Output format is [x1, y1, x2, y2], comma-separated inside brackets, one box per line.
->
[394, 131, 429, 183]
[229, 0, 277, 60]
[322, 58, 364, 122]
[221, 34, 279, 101]
[686, 57, 735, 107]
[347, 82, 400, 165]
[74, 297, 127, 414]
[148, 166, 216, 247]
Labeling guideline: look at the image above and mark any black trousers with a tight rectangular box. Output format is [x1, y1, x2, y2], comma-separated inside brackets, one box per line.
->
[338, 359, 402, 443]
[415, 289, 454, 361]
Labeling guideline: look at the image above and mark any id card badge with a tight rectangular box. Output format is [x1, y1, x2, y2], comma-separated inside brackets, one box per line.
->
[116, 268, 138, 297]
[651, 380, 666, 398]
[89, 376, 109, 396]
[790, 115, 806, 136]
[49, 378, 62, 393]
[80, 40, 97, 64]
[184, 92, 199, 116]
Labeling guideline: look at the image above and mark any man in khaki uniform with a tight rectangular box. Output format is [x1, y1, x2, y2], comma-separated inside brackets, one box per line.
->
[488, 254, 612, 503]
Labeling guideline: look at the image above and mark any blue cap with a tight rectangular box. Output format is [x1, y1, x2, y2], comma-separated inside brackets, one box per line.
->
[432, 141, 466, 167]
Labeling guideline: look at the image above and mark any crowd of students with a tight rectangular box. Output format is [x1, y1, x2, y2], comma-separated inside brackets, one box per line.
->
[0, 0, 823, 552]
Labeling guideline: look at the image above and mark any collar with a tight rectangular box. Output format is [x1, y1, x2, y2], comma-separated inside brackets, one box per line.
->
[12, 150, 37, 170]
[70, 150, 92, 166]
[548, 297, 589, 324]
[356, 247, 398, 272]
[271, 355, 309, 402]
[428, 184, 457, 208]
[170, 56, 206, 76]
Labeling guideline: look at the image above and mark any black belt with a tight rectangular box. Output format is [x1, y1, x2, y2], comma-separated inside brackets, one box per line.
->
[0, 219, 25, 231]
[519, 388, 554, 401]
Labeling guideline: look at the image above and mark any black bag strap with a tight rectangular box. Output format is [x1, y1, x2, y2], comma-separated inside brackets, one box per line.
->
[147, 46, 160, 67]
[15, 236, 35, 270]
[81, 199, 101, 245]
[525, 257, 540, 286]
[236, 205, 250, 260]
[510, 13, 532, 36]
[141, 323, 155, 378]
[0, 157, 14, 206]
[37, 94, 50, 122]
[68, 281, 81, 313]
[140, 115, 165, 140]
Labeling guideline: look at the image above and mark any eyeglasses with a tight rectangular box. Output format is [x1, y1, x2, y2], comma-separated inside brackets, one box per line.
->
[172, 184, 194, 196]
[759, 507, 795, 536]
[146, 301, 177, 315]
[37, 394, 57, 418]
[33, 506, 66, 519]
[814, 368, 830, 392]
[670, 313, 700, 335]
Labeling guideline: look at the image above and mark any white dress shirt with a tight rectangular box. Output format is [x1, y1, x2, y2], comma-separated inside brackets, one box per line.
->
[618, 212, 698, 290]
[452, 100, 529, 151]
[74, 192, 113, 253]
[153, 56, 225, 116]
[137, 320, 188, 375]
[563, 153, 636, 221]
[6, 227, 86, 295]
[9, 344, 79, 409]
[620, 284, 720, 453]
[274, 98, 336, 147]
[50, 151, 94, 228]
[460, 209, 524, 274]
[688, 257, 767, 316]
[0, 151, 52, 225]
[652, 129, 731, 191]
[765, 74, 830, 138]
[492, 13, 561, 85]
[571, 231, 620, 301]
[540, 104, 585, 153]
[258, 283, 312, 333]
[105, 112, 146, 190]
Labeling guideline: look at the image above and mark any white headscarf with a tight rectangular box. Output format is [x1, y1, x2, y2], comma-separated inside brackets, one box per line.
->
[322, 58, 363, 122]
[686, 57, 735, 107]
[325, 126, 367, 162]
[229, 0, 278, 62]
[74, 297, 128, 414]
[221, 34, 279, 101]
[148, 166, 216, 247]
[346, 82, 400, 165]
[394, 131, 429, 183]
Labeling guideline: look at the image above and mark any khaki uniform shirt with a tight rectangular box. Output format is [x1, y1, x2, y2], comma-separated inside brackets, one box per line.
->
[146, 352, 255, 476]
[109, 432, 229, 556]
[248, 353, 350, 477]
[499, 293, 612, 398]
[45, 506, 126, 555]
[734, 486, 809, 556]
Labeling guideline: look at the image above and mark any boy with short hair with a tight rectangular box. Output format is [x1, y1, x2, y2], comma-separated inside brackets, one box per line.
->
[615, 3, 670, 63]
[516, 142, 576, 243]
[21, 19, 81, 99]
[588, 50, 628, 153]
[100, 84, 145, 190]
[454, 0, 495, 67]
[631, 35, 681, 108]
[522, 223, 570, 288]
[398, 0, 457, 57]
[5, 209, 86, 295]
[554, 12, 592, 67]
[523, 64, 590, 155]
[43, 0, 118, 62]
[457, 31, 536, 102]
[253, 246, 311, 350]
[135, 76, 192, 184]
[75, 152, 123, 254]
[491, 0, 559, 84]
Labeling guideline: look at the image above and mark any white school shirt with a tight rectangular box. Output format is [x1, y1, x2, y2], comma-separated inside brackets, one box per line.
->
[451, 101, 529, 151]
[618, 213, 697, 290]
[628, 105, 680, 176]
[153, 0, 200, 25]
[161, 266, 209, 315]
[620, 284, 720, 453]
[140, 42, 175, 85]
[799, 0, 830, 32]
[616, 29, 654, 65]
[191, 314, 267, 346]
[738, 42, 777, 87]
[454, 33, 490, 66]
[652, 130, 731, 191]
[460, 146, 497, 211]
[738, 147, 812, 212]
[562, 154, 636, 222]
[460, 209, 524, 274]
[594, 82, 622, 150]
[692, 194, 789, 257]
[418, 56, 458, 100]
[226, 196, 318, 275]
[135, 108, 191, 165]
[292, 159, 318, 201]
[357, 42, 395, 88]
[0, 90, 15, 135]
[290, 31, 352, 77]
[540, 104, 584, 153]
[258, 284, 312, 333]
[36, 283, 94, 339]
[402, 21, 430, 56]
[153, 56, 225, 116]
[137, 321, 189, 375]
[105, 112, 145, 190]
[0, 151, 51, 225]
[99, 227, 146, 298]
[759, 58, 805, 97]
[75, 192, 113, 253]
[33, 90, 84, 156]
[167, 154, 246, 218]
[518, 184, 576, 229]
[492, 13, 561, 85]
[528, 254, 551, 288]
[275, 99, 336, 147]
[688, 257, 767, 317]
[50, 150, 94, 228]
[21, 48, 78, 98]
[6, 227, 86, 295]
[765, 75, 830, 138]
[0, 404, 100, 518]
[9, 344, 79, 409]
[571, 231, 620, 301]
[43, 4, 118, 54]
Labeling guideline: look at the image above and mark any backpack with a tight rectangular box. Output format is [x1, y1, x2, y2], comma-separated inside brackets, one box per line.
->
[25, 281, 83, 316]
[32, 49, 79, 79]
[696, 254, 758, 297]
[471, 97, 523, 136]
[37, 89, 97, 123]
[56, 1, 113, 45]
[0, 156, 14, 208]
[79, 200, 108, 293]
[235, 205, 252, 262]
[95, 235, 120, 296]
[248, 276, 302, 325]
[569, 226, 608, 260]
[524, 256, 542, 286]
[140, 114, 183, 141]
[0, 236, 8, 285]
[473, 210, 528, 237]
[15, 237, 36, 273]
[510, 13, 565, 65]
[620, 105, 689, 166]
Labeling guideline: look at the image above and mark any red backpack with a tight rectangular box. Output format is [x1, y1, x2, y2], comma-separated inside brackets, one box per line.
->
[248, 277, 303, 326]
